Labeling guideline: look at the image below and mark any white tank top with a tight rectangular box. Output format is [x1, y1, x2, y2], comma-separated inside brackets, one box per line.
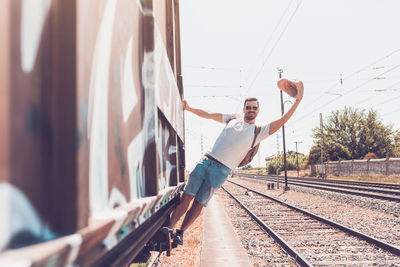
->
[207, 114, 271, 169]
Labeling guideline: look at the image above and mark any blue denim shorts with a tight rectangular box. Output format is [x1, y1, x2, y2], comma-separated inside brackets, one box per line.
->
[184, 157, 231, 207]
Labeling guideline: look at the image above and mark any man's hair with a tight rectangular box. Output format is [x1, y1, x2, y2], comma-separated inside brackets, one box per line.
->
[243, 97, 259, 107]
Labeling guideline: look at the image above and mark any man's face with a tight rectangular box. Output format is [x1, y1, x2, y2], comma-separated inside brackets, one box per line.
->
[243, 100, 259, 121]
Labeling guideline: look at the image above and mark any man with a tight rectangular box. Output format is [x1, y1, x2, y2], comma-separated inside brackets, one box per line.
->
[168, 80, 304, 245]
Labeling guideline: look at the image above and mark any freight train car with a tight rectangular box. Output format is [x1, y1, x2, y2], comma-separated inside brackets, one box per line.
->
[0, 0, 185, 265]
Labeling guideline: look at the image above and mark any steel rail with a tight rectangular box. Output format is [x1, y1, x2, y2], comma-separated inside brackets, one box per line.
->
[222, 186, 313, 267]
[284, 175, 400, 190]
[238, 172, 400, 189]
[238, 174, 400, 202]
[287, 176, 400, 189]
[282, 178, 400, 195]
[228, 180, 400, 257]
[241, 174, 400, 196]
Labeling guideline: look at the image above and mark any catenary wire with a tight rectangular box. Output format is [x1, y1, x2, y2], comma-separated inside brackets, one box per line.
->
[290, 63, 400, 126]
[240, 0, 304, 99]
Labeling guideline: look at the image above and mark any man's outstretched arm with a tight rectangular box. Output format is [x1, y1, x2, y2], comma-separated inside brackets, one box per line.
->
[183, 99, 224, 123]
[268, 81, 304, 135]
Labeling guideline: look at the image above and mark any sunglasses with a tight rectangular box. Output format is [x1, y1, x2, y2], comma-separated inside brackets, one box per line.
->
[245, 106, 258, 111]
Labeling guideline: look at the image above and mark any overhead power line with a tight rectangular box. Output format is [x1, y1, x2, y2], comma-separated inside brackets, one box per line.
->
[244, 0, 294, 76]
[292, 62, 400, 125]
[352, 80, 400, 107]
[242, 0, 304, 98]
[371, 94, 400, 109]
[297, 49, 400, 115]
[187, 95, 242, 102]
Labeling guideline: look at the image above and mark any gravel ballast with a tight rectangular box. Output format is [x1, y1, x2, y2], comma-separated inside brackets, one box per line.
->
[234, 177, 400, 247]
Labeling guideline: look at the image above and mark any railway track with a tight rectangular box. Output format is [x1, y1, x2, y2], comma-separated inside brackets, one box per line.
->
[222, 180, 400, 266]
[237, 173, 400, 202]
[286, 176, 400, 190]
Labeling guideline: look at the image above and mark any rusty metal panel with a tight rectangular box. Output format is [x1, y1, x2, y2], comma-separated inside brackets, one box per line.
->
[0, 0, 10, 183]
[157, 112, 178, 190]
[154, 0, 168, 48]
[154, 0, 184, 139]
[174, 0, 183, 83]
[0, 0, 80, 249]
[142, 0, 183, 196]
[153, 25, 184, 139]
[77, 0, 147, 216]
[1, 0, 185, 264]
[141, 0, 159, 197]
[166, 0, 177, 75]
[178, 138, 185, 183]
[78, 0, 184, 213]
[152, 0, 184, 192]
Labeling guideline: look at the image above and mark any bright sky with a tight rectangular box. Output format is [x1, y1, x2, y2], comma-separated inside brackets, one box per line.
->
[180, 0, 400, 170]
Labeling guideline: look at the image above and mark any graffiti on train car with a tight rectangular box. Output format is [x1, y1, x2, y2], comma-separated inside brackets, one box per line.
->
[0, 184, 55, 251]
[153, 25, 184, 191]
[80, 0, 184, 233]
[87, 0, 118, 216]
[1, 0, 57, 252]
[1, 0, 184, 264]
[20, 0, 53, 73]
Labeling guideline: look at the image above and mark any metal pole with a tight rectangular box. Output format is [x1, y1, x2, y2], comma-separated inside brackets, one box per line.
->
[319, 113, 324, 178]
[278, 68, 289, 191]
[276, 133, 280, 155]
[294, 141, 303, 177]
[296, 142, 299, 176]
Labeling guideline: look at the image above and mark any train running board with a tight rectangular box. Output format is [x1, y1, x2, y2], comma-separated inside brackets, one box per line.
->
[130, 228, 177, 265]
[147, 227, 179, 256]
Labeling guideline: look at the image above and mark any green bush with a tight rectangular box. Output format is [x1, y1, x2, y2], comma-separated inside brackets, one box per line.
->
[266, 152, 308, 174]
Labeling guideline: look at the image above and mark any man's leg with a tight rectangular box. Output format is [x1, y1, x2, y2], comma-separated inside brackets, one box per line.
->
[179, 199, 203, 232]
[178, 179, 216, 233]
[169, 193, 194, 228]
[173, 180, 216, 245]
[172, 199, 203, 246]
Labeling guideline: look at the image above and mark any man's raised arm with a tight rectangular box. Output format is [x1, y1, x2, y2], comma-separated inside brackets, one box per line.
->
[183, 99, 224, 123]
[268, 81, 304, 135]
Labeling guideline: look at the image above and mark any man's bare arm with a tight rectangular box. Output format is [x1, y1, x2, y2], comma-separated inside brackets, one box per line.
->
[183, 100, 224, 123]
[269, 81, 304, 135]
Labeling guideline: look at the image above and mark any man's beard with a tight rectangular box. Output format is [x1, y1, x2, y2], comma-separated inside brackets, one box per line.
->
[245, 113, 255, 120]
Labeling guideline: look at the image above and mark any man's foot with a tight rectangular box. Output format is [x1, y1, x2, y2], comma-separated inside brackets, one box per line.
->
[173, 229, 183, 246]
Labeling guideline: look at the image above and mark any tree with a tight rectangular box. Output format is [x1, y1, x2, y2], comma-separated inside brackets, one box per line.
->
[394, 131, 400, 157]
[267, 152, 308, 174]
[307, 145, 330, 164]
[311, 107, 394, 160]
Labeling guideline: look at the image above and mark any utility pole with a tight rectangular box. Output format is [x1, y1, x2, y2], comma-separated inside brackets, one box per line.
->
[294, 141, 303, 177]
[319, 113, 325, 178]
[276, 133, 280, 155]
[278, 68, 289, 191]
